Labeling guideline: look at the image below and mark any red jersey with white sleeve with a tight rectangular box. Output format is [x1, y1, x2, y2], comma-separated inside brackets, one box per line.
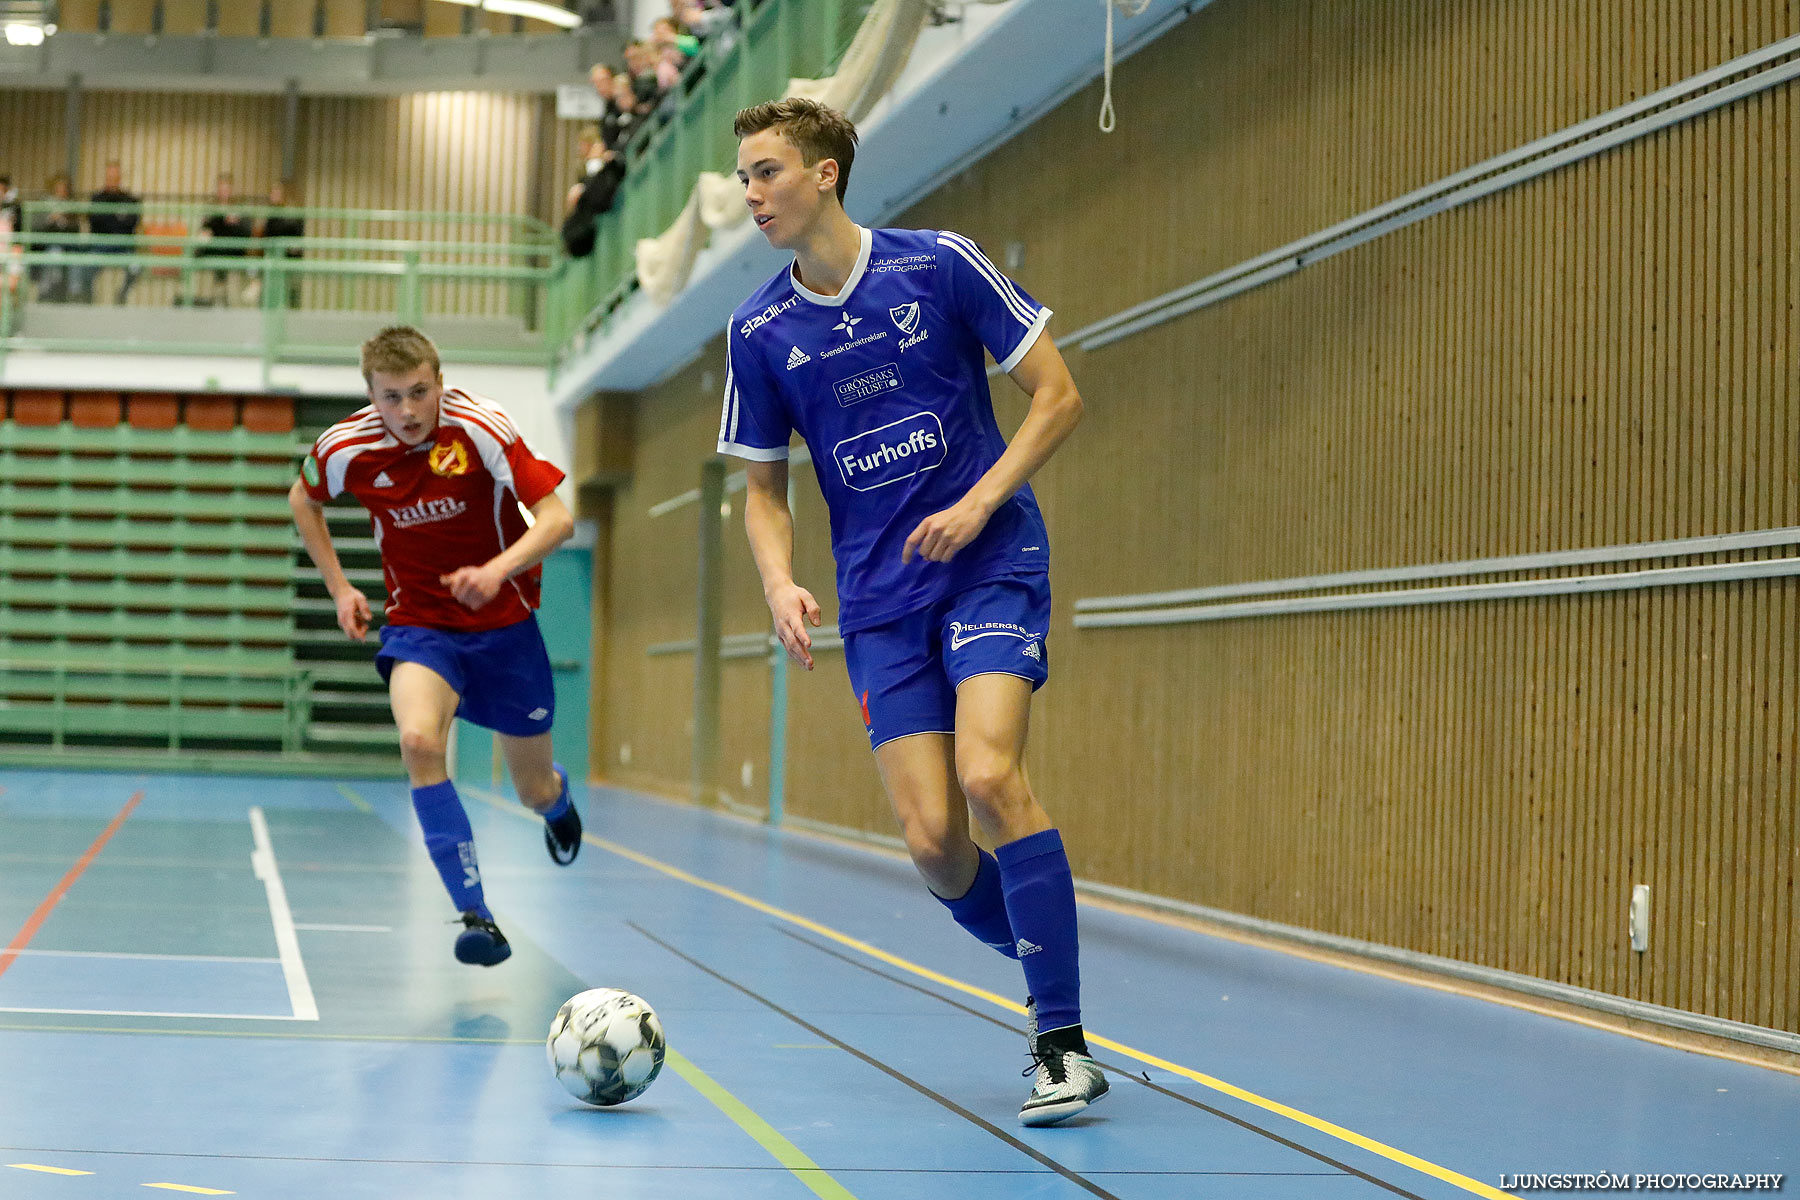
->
[299, 388, 566, 632]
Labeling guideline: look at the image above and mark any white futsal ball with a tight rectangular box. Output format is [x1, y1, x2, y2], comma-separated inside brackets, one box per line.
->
[546, 988, 666, 1106]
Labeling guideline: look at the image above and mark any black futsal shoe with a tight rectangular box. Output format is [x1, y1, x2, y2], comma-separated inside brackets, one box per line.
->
[542, 773, 582, 866]
[454, 911, 512, 967]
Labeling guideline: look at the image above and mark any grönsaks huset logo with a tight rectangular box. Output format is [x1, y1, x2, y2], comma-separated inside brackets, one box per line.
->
[833, 362, 903, 407]
[833, 412, 945, 492]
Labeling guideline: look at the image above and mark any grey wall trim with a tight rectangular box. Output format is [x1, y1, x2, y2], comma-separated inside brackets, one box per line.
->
[1075, 556, 1800, 630]
[1077, 527, 1800, 614]
[650, 448, 813, 518]
[1063, 34, 1800, 352]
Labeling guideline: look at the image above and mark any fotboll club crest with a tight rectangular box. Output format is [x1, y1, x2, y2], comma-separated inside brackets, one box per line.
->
[889, 302, 921, 335]
[428, 441, 470, 477]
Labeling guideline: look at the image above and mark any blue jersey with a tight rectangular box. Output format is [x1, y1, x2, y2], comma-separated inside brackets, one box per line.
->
[718, 226, 1053, 634]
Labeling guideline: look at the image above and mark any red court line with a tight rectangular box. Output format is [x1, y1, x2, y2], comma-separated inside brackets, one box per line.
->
[0, 790, 143, 982]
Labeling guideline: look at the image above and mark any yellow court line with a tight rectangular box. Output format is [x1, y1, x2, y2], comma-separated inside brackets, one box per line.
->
[470, 786, 1513, 1200]
[9, 1163, 93, 1175]
[334, 784, 374, 815]
[663, 1049, 859, 1200]
[143, 1185, 234, 1195]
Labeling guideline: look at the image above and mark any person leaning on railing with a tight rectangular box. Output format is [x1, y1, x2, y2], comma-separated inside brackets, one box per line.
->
[84, 160, 143, 305]
[256, 180, 306, 308]
[561, 127, 625, 259]
[28, 173, 79, 304]
[199, 171, 254, 307]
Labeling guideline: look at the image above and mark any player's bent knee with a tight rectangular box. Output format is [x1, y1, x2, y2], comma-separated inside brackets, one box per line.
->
[397, 726, 448, 765]
[956, 756, 1023, 811]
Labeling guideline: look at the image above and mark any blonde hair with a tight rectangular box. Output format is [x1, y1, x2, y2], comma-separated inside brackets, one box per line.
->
[733, 98, 859, 203]
[360, 325, 440, 384]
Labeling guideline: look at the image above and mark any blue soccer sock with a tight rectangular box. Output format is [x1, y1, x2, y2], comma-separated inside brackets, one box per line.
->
[540, 763, 572, 821]
[933, 847, 1019, 959]
[412, 779, 489, 919]
[996, 828, 1082, 1033]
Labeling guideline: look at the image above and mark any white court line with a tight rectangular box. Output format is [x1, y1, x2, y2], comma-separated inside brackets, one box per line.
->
[291, 923, 391, 934]
[1, 949, 279, 964]
[0, 1005, 306, 1020]
[248, 807, 319, 1022]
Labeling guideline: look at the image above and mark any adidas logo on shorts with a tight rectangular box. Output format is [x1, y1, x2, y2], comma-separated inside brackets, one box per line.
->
[527, 707, 549, 721]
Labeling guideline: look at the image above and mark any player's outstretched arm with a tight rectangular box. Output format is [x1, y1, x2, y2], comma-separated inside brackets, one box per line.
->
[441, 491, 576, 610]
[288, 478, 371, 640]
[744, 458, 821, 671]
[902, 333, 1084, 564]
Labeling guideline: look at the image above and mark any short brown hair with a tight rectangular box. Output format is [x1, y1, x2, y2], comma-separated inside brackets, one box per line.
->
[360, 325, 440, 384]
[734, 98, 858, 203]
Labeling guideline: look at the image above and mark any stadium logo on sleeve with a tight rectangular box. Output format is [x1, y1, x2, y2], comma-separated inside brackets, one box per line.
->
[832, 412, 945, 492]
[428, 441, 470, 477]
[739, 294, 799, 337]
[832, 362, 903, 407]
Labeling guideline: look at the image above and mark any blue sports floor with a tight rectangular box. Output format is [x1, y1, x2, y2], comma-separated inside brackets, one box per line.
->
[0, 769, 1793, 1199]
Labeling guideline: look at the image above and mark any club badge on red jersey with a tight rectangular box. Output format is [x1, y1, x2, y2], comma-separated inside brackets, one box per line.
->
[429, 441, 470, 477]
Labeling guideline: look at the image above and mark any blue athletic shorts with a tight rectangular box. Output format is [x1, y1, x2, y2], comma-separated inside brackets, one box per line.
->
[376, 615, 555, 737]
[842, 573, 1050, 750]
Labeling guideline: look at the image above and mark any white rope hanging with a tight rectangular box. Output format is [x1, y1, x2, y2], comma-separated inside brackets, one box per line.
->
[1099, 0, 1152, 133]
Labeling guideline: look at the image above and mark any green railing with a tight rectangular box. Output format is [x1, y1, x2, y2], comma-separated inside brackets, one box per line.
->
[546, 0, 873, 362]
[2, 201, 560, 371]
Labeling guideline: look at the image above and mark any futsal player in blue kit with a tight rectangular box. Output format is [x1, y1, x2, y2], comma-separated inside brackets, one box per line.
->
[718, 99, 1104, 1125]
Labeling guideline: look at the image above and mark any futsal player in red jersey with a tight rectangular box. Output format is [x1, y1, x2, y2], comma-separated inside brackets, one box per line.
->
[289, 325, 581, 966]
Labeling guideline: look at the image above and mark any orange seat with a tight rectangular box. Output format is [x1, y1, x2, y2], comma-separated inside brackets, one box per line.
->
[142, 219, 188, 278]
[68, 391, 123, 429]
[9, 389, 65, 425]
[127, 393, 180, 430]
[240, 395, 295, 434]
[184, 394, 238, 432]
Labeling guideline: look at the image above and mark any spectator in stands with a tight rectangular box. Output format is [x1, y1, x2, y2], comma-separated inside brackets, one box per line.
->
[624, 42, 661, 110]
[256, 179, 306, 308]
[83, 160, 143, 304]
[650, 16, 699, 59]
[561, 127, 624, 258]
[654, 41, 686, 93]
[675, 0, 733, 41]
[0, 194, 19, 330]
[199, 171, 253, 306]
[29, 173, 79, 304]
[589, 62, 616, 105]
[607, 72, 644, 149]
[0, 174, 20, 233]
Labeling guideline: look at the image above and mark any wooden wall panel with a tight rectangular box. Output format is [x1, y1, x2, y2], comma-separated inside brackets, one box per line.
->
[107, 0, 155, 35]
[269, 2, 314, 38]
[591, 0, 1800, 1032]
[216, 1, 264, 37]
[161, 0, 210, 35]
[300, 91, 541, 315]
[58, 0, 103, 35]
[0, 91, 68, 194]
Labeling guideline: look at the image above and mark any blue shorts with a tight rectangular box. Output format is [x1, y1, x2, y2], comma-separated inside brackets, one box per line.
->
[842, 574, 1050, 750]
[376, 615, 555, 738]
